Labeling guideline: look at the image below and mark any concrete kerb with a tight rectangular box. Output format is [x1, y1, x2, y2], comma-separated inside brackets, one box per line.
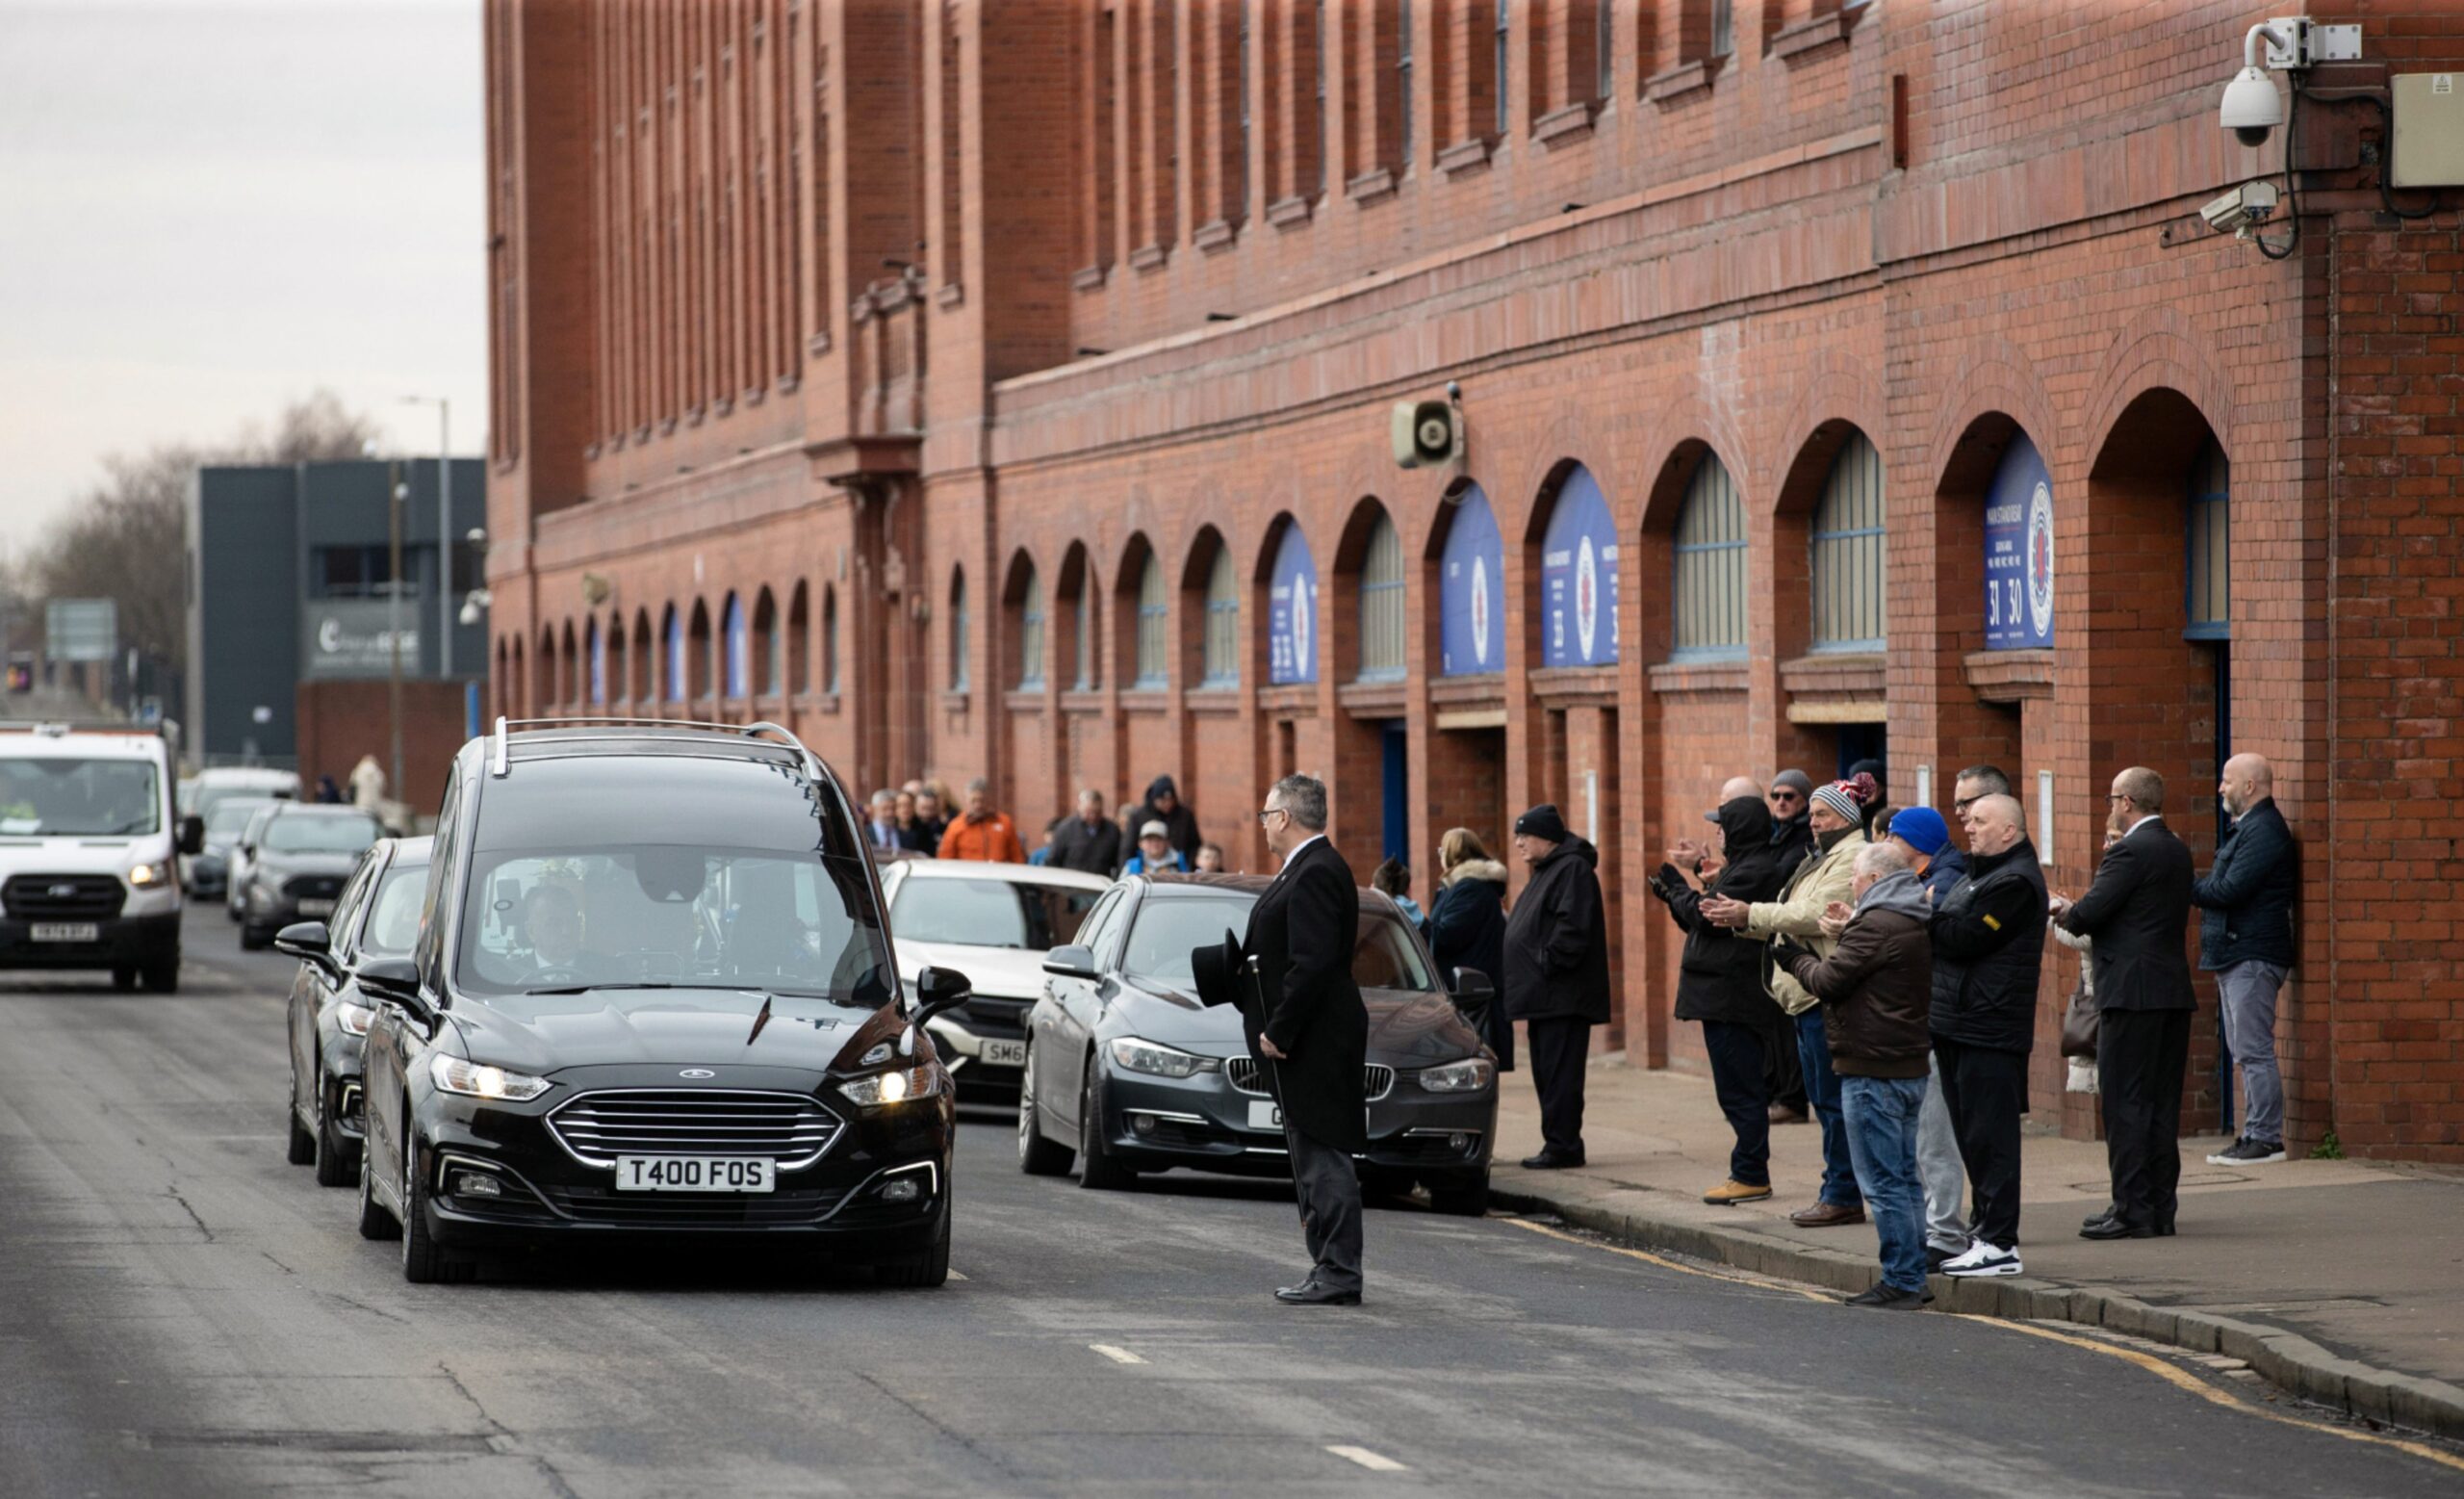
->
[1491, 1182, 2464, 1441]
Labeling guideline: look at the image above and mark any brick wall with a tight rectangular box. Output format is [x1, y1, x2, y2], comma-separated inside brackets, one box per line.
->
[484, 1, 2464, 1159]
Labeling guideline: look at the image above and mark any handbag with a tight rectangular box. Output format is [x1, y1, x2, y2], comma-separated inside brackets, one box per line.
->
[2059, 979, 2100, 1059]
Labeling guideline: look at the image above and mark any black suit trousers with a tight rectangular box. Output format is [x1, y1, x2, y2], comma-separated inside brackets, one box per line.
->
[2098, 1007, 2193, 1228]
[1527, 1017, 1593, 1156]
[1283, 1123, 1364, 1293]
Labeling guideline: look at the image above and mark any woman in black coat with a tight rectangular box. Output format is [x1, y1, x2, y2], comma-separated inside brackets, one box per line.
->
[1427, 827, 1512, 1071]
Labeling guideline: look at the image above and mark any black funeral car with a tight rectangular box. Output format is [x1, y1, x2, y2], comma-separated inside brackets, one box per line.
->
[1016, 873, 1500, 1214]
[351, 720, 970, 1285]
[278, 835, 432, 1186]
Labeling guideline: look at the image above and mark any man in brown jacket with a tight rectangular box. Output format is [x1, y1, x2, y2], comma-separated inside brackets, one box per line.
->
[1776, 842, 1936, 1309]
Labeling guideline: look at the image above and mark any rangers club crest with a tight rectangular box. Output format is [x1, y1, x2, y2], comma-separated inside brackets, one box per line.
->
[2025, 479, 2055, 640]
[1575, 536, 1599, 660]
[1470, 556, 1492, 668]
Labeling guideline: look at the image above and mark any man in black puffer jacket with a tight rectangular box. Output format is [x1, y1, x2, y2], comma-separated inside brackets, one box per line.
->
[1926, 792, 2047, 1280]
[1502, 804, 1609, 1170]
[1652, 784, 1794, 1205]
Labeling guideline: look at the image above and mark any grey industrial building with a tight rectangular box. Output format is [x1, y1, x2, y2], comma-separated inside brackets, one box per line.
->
[186, 458, 487, 765]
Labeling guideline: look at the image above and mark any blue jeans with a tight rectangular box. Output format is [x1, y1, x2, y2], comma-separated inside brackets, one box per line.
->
[1797, 1011, 1861, 1207]
[1840, 1074, 1929, 1293]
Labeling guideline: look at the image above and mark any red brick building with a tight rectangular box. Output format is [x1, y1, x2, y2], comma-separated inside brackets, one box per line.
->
[482, 1, 2464, 1160]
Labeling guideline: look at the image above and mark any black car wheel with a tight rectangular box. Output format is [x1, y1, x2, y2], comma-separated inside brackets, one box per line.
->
[1075, 1064, 1133, 1191]
[312, 1072, 355, 1188]
[1016, 1043, 1073, 1176]
[875, 1179, 952, 1289]
[284, 1057, 318, 1165]
[141, 955, 179, 994]
[1427, 1173, 1491, 1217]
[398, 1129, 459, 1284]
[356, 1136, 400, 1241]
[111, 966, 138, 993]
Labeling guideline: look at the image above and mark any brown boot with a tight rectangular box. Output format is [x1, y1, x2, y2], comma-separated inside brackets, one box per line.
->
[1790, 1202, 1866, 1228]
[1703, 1179, 1775, 1205]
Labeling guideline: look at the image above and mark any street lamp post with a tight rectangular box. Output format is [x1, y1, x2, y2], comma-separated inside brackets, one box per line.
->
[388, 462, 406, 805]
[402, 397, 451, 678]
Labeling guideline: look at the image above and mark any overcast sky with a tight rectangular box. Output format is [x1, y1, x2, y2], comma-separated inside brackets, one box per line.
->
[0, 0, 483, 546]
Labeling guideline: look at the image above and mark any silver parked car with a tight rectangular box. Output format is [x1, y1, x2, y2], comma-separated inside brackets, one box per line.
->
[1016, 872, 1500, 1214]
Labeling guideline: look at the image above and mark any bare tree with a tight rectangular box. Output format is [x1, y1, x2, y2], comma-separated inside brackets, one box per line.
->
[24, 391, 387, 679]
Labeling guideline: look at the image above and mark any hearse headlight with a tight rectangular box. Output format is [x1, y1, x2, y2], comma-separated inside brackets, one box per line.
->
[1418, 1058, 1496, 1093]
[336, 1001, 375, 1037]
[1108, 1037, 1220, 1079]
[840, 1063, 944, 1107]
[428, 1052, 552, 1101]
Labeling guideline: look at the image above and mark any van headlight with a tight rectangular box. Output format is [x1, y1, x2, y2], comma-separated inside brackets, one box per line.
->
[1418, 1058, 1496, 1093]
[840, 1063, 944, 1107]
[428, 1053, 552, 1101]
[127, 860, 173, 888]
[1108, 1037, 1220, 1078]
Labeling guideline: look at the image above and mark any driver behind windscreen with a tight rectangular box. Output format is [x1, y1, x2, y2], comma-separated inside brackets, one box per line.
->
[524, 882, 620, 982]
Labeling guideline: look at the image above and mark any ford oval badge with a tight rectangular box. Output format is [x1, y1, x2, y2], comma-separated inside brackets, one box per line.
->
[678, 1068, 716, 1079]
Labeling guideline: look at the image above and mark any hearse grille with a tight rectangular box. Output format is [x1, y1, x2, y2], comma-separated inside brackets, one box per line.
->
[1226, 1058, 1394, 1102]
[547, 1090, 840, 1169]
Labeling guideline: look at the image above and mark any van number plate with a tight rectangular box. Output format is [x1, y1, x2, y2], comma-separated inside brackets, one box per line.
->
[614, 1156, 777, 1192]
[30, 923, 98, 943]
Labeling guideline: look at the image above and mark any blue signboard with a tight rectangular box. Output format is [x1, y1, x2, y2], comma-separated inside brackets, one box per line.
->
[1439, 484, 1504, 676]
[1268, 525, 1320, 685]
[1540, 465, 1620, 667]
[1984, 433, 2054, 650]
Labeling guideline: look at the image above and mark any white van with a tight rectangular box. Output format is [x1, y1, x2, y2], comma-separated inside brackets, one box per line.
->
[0, 724, 198, 992]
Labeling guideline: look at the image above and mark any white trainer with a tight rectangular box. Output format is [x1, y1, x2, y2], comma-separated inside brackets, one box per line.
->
[1940, 1242, 2023, 1278]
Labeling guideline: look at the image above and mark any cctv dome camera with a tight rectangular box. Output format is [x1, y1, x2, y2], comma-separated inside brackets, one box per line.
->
[2220, 65, 2281, 146]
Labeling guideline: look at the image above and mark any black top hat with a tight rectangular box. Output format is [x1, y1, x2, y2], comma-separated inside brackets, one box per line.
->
[1190, 929, 1247, 1011]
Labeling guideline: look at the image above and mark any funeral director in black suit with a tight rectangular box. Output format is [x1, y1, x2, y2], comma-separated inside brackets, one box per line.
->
[1202, 773, 1371, 1305]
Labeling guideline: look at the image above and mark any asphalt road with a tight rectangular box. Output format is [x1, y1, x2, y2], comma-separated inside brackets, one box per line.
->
[1, 906, 2455, 1498]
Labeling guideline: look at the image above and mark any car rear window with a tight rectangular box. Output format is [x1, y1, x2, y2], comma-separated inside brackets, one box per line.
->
[892, 876, 1100, 950]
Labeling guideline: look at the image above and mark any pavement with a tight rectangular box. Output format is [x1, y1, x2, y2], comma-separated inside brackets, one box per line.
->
[2, 906, 2459, 1496]
[1490, 1049, 2464, 1438]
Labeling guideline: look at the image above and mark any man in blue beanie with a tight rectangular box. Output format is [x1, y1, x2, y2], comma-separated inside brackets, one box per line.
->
[1884, 806, 1965, 906]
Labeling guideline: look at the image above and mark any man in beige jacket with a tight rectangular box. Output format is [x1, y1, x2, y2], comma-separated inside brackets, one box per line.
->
[1705, 779, 1871, 1227]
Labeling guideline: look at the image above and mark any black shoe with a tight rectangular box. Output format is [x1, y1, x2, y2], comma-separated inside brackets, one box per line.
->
[1925, 1245, 1967, 1274]
[2208, 1138, 2286, 1165]
[2081, 1206, 2118, 1229]
[1846, 1283, 1934, 1309]
[2079, 1216, 2157, 1241]
[1520, 1150, 1586, 1170]
[1274, 1280, 1361, 1305]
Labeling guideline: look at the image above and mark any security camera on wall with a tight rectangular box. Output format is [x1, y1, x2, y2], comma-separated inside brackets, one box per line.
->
[2220, 61, 2283, 146]
[2220, 16, 2361, 146]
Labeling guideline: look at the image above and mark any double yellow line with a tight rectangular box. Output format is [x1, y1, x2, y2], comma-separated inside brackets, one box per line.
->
[1503, 1216, 2464, 1475]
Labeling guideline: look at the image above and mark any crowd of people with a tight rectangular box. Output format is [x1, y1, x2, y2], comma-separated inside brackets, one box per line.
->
[870, 750, 2297, 1310]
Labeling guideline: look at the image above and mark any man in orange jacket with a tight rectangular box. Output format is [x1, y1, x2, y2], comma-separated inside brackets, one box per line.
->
[937, 777, 1027, 864]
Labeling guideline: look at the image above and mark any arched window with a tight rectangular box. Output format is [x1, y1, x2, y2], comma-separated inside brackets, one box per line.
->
[606, 616, 629, 704]
[587, 618, 605, 705]
[1357, 511, 1405, 681]
[1672, 452, 1747, 659]
[664, 607, 685, 702]
[1202, 545, 1240, 686]
[1810, 431, 1886, 652]
[1073, 575, 1096, 690]
[949, 570, 970, 692]
[819, 585, 838, 694]
[630, 611, 653, 703]
[1017, 568, 1045, 688]
[1135, 553, 1168, 686]
[723, 593, 749, 698]
[2187, 439, 2229, 640]
[757, 587, 783, 696]
[785, 582, 809, 693]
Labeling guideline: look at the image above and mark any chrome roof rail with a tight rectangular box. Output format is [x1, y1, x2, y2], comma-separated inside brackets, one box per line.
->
[488, 715, 824, 778]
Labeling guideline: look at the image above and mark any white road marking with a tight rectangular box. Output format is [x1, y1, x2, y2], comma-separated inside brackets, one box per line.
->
[946, 1270, 967, 1281]
[1326, 1445, 1407, 1472]
[1088, 1343, 1146, 1364]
